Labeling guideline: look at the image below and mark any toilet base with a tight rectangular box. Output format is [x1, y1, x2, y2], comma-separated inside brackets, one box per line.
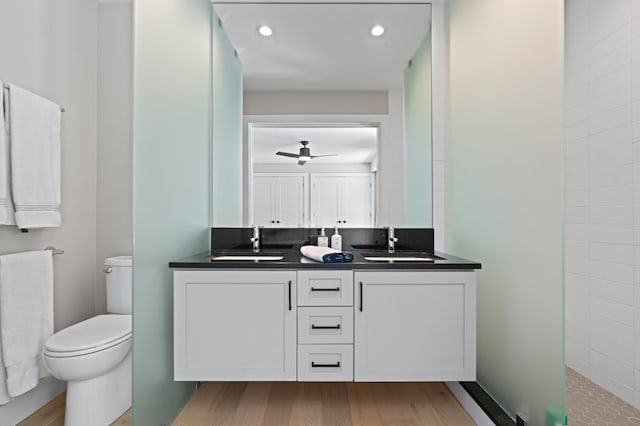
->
[64, 351, 131, 426]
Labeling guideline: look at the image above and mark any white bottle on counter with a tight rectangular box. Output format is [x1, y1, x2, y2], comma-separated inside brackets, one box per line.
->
[317, 228, 329, 247]
[330, 226, 342, 251]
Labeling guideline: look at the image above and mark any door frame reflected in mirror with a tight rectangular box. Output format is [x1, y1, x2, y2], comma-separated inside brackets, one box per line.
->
[244, 117, 386, 227]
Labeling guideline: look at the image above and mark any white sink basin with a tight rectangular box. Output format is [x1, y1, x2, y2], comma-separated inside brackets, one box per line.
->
[364, 256, 434, 262]
[211, 255, 284, 261]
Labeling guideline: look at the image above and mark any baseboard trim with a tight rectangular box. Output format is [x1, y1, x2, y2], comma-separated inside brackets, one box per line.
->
[0, 376, 66, 425]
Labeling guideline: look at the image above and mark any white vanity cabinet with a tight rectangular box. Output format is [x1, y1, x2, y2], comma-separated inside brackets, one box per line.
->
[173, 270, 297, 381]
[354, 271, 476, 381]
[173, 267, 477, 383]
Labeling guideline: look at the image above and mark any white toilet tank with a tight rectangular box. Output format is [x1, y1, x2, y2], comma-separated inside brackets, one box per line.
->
[104, 256, 132, 314]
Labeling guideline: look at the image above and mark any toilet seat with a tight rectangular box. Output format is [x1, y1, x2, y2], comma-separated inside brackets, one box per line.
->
[44, 314, 131, 358]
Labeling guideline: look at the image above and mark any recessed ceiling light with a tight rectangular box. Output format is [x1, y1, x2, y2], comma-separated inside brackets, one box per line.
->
[258, 25, 273, 37]
[371, 25, 385, 37]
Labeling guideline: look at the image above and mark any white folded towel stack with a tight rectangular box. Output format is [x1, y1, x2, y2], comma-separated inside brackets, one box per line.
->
[8, 84, 61, 228]
[0, 250, 54, 399]
[0, 82, 15, 226]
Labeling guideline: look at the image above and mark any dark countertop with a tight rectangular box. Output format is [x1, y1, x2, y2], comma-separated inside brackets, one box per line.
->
[169, 244, 481, 270]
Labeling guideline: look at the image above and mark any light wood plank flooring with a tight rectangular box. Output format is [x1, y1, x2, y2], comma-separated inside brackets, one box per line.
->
[173, 382, 475, 426]
[19, 382, 473, 426]
[17, 392, 131, 426]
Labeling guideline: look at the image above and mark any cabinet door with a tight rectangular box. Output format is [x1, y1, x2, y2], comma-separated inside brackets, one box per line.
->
[341, 175, 373, 227]
[275, 176, 305, 227]
[310, 176, 341, 227]
[252, 176, 274, 227]
[174, 270, 297, 381]
[354, 271, 476, 381]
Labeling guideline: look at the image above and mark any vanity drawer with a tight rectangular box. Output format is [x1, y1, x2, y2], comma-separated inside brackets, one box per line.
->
[297, 270, 353, 306]
[298, 307, 354, 344]
[297, 344, 353, 381]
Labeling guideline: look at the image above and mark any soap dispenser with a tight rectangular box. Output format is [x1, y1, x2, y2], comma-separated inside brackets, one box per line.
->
[317, 228, 329, 247]
[330, 226, 342, 251]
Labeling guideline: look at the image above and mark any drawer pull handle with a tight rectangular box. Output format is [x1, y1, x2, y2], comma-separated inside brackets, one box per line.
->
[359, 281, 363, 312]
[310, 287, 340, 292]
[311, 361, 341, 368]
[288, 280, 292, 311]
[311, 324, 341, 330]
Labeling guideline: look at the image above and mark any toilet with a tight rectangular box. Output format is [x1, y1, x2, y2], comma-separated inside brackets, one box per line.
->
[42, 256, 132, 426]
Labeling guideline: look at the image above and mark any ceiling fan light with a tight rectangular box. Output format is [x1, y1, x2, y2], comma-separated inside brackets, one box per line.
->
[298, 155, 311, 162]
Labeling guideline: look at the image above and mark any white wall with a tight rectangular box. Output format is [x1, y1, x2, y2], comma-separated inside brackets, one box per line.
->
[0, 0, 98, 332]
[431, 1, 445, 252]
[0, 0, 98, 421]
[565, 0, 640, 407]
[379, 90, 406, 227]
[96, 3, 132, 313]
[244, 90, 389, 115]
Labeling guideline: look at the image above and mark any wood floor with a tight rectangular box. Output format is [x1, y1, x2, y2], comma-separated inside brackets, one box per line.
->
[17, 392, 131, 426]
[18, 382, 473, 426]
[173, 382, 475, 426]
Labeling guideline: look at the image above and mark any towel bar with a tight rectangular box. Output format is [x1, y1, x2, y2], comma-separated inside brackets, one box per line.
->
[44, 246, 64, 255]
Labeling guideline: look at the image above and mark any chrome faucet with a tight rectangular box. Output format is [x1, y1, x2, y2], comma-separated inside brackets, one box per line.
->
[250, 225, 260, 252]
[388, 226, 398, 253]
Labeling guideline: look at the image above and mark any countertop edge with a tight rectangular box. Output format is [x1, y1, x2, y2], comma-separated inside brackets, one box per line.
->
[169, 249, 482, 270]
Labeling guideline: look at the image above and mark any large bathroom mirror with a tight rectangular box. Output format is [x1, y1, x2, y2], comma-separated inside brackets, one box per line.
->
[211, 2, 433, 229]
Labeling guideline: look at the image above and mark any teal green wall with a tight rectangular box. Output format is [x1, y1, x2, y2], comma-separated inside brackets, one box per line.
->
[132, 0, 211, 424]
[211, 11, 243, 226]
[403, 32, 433, 227]
[444, 1, 564, 424]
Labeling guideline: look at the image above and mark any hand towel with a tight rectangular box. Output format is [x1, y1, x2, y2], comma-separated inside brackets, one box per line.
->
[0, 82, 15, 226]
[0, 250, 53, 398]
[300, 245, 354, 263]
[0, 300, 9, 405]
[9, 84, 61, 228]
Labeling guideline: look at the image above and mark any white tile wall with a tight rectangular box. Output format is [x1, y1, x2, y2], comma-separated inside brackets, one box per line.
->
[432, 2, 445, 252]
[565, 0, 640, 408]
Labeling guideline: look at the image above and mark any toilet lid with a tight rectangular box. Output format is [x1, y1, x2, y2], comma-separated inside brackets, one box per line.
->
[45, 314, 131, 353]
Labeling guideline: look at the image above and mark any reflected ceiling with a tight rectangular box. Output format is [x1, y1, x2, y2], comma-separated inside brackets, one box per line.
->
[213, 3, 431, 90]
[252, 126, 378, 164]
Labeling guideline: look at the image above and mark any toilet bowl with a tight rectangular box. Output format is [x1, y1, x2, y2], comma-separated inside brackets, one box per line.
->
[42, 256, 132, 426]
[43, 314, 131, 426]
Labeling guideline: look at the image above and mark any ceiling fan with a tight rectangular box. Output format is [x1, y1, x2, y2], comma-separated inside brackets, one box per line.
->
[275, 140, 337, 166]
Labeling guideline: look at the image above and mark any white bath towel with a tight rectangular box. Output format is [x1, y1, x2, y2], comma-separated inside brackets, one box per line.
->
[0, 250, 53, 398]
[0, 82, 15, 226]
[300, 245, 340, 262]
[9, 84, 61, 228]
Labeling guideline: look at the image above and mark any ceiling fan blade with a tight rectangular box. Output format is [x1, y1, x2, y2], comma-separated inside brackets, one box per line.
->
[297, 159, 307, 166]
[276, 151, 300, 159]
[310, 154, 338, 158]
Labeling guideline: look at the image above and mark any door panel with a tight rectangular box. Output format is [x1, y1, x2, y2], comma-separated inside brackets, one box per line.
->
[252, 176, 273, 226]
[354, 271, 476, 381]
[342, 175, 373, 227]
[277, 176, 305, 227]
[174, 270, 297, 381]
[311, 176, 341, 228]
